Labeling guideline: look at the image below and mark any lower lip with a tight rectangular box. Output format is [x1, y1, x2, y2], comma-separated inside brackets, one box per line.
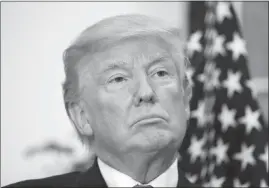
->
[134, 118, 166, 127]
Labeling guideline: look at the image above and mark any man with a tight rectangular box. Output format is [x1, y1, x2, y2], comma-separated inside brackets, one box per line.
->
[5, 14, 195, 187]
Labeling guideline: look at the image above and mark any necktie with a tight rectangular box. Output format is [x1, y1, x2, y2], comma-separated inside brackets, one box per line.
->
[133, 184, 153, 188]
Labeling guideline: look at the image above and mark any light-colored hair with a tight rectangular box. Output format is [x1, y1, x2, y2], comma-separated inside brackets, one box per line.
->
[63, 14, 189, 105]
[62, 14, 192, 164]
[62, 14, 192, 134]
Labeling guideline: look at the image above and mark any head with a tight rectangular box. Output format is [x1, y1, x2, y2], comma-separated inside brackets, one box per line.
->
[62, 14, 192, 161]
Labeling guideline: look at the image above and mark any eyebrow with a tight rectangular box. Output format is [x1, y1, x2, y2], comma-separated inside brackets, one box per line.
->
[144, 55, 171, 70]
[98, 54, 172, 74]
[98, 60, 131, 74]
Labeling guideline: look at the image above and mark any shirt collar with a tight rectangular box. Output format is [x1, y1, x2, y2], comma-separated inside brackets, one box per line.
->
[98, 157, 178, 187]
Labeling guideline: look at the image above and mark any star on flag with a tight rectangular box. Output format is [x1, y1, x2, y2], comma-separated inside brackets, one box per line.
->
[185, 173, 198, 183]
[218, 104, 237, 132]
[233, 178, 250, 187]
[186, 31, 203, 57]
[209, 175, 226, 187]
[215, 2, 232, 23]
[234, 143, 256, 171]
[259, 144, 268, 172]
[190, 100, 208, 127]
[188, 135, 206, 163]
[210, 138, 229, 165]
[222, 70, 242, 98]
[245, 79, 258, 98]
[211, 32, 226, 57]
[178, 2, 268, 186]
[239, 106, 261, 135]
[226, 32, 247, 61]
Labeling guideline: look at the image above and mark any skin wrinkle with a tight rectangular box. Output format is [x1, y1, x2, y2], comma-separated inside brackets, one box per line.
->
[79, 46, 181, 94]
[63, 15, 192, 184]
[76, 38, 187, 183]
[70, 34, 185, 97]
[62, 15, 188, 105]
[78, 51, 187, 184]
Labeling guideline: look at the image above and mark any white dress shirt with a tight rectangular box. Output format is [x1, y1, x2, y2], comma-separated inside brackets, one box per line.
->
[98, 158, 178, 187]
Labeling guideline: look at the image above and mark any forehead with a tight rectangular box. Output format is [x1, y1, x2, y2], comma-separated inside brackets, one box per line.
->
[85, 37, 172, 71]
[107, 37, 169, 56]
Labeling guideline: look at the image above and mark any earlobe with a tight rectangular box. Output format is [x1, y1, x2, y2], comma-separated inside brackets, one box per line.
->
[183, 83, 192, 119]
[82, 123, 93, 136]
[185, 106, 190, 119]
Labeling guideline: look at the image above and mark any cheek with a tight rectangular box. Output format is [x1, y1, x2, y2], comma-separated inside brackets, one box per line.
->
[156, 83, 186, 123]
[157, 82, 182, 103]
[93, 87, 132, 130]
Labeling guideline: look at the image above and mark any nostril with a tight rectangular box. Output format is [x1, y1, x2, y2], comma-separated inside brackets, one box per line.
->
[133, 77, 158, 106]
[134, 94, 157, 107]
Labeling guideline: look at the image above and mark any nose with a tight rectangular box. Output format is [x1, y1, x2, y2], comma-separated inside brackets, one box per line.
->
[133, 76, 157, 106]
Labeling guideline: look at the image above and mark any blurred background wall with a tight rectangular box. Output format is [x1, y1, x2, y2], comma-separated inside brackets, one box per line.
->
[242, 2, 268, 123]
[1, 2, 267, 186]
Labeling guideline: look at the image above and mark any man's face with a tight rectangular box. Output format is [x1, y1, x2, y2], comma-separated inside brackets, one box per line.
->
[81, 37, 188, 157]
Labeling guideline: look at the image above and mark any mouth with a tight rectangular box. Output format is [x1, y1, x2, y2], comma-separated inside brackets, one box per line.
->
[132, 115, 168, 127]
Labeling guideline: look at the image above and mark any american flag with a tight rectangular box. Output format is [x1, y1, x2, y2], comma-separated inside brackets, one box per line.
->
[178, 2, 268, 187]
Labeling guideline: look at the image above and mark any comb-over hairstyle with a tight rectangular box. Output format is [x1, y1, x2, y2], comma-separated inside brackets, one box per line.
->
[62, 14, 192, 120]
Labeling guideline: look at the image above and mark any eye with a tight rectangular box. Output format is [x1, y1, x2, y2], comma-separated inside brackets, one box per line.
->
[152, 70, 169, 78]
[108, 75, 127, 84]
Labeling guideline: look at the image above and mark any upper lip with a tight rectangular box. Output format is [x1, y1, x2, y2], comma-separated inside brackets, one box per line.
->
[132, 114, 168, 126]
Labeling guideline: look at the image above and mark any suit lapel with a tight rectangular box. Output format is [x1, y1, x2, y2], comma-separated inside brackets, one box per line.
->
[75, 158, 107, 187]
[177, 161, 196, 187]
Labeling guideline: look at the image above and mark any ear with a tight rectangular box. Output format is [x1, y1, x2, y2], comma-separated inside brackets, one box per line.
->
[183, 93, 191, 119]
[67, 102, 93, 137]
[183, 74, 192, 119]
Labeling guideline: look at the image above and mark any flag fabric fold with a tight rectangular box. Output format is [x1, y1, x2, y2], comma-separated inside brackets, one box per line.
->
[179, 2, 268, 187]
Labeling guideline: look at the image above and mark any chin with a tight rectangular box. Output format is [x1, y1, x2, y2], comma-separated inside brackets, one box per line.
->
[129, 130, 177, 152]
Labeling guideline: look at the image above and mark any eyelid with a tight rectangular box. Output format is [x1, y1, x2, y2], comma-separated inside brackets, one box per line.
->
[107, 73, 127, 83]
[150, 67, 169, 76]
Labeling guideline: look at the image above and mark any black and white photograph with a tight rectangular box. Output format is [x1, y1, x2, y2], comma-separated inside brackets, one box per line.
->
[1, 1, 268, 187]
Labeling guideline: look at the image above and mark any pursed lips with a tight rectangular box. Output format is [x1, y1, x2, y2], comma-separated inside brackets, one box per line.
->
[131, 114, 169, 127]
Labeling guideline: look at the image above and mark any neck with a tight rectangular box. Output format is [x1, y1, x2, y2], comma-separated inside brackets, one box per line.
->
[97, 148, 178, 184]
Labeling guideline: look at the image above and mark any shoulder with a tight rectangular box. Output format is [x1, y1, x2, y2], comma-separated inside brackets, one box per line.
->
[3, 159, 106, 187]
[3, 171, 81, 187]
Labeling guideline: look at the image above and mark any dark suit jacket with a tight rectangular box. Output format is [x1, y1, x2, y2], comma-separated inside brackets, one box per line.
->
[3, 159, 197, 187]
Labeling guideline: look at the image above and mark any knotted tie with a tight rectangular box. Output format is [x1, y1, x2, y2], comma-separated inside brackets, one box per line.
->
[133, 184, 153, 188]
